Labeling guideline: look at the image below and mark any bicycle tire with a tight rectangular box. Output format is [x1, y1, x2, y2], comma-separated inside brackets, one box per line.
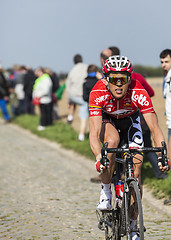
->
[102, 211, 114, 240]
[102, 182, 121, 240]
[120, 190, 126, 237]
[103, 211, 121, 240]
[127, 180, 144, 240]
[113, 209, 121, 240]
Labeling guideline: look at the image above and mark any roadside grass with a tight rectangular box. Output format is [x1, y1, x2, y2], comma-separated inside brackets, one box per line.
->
[9, 114, 171, 198]
[13, 114, 94, 159]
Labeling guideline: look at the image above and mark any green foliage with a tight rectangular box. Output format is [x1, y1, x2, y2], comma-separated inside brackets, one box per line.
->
[133, 65, 163, 77]
[142, 158, 171, 197]
[11, 114, 171, 199]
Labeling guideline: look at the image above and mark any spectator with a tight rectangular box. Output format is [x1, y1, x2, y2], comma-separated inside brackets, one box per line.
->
[8, 81, 18, 119]
[66, 54, 88, 141]
[44, 67, 60, 120]
[14, 65, 27, 115]
[160, 49, 171, 142]
[83, 64, 102, 103]
[100, 49, 112, 66]
[33, 67, 53, 131]
[0, 68, 10, 122]
[23, 67, 36, 115]
[108, 46, 120, 55]
[160, 49, 171, 205]
[132, 73, 167, 179]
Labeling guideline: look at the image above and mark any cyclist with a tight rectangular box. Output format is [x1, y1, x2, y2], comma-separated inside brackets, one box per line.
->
[89, 55, 168, 239]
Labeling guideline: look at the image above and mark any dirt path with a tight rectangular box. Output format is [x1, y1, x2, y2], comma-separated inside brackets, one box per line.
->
[0, 121, 171, 239]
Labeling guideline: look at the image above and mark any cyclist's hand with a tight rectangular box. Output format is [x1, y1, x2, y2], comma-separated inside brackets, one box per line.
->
[95, 160, 106, 173]
[95, 154, 109, 173]
[158, 154, 170, 172]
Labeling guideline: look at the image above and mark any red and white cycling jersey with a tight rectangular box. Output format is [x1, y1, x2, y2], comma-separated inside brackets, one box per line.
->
[89, 79, 155, 119]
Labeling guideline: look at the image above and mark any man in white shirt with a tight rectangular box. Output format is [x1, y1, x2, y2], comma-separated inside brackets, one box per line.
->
[160, 49, 171, 142]
[66, 54, 88, 141]
[160, 48, 171, 205]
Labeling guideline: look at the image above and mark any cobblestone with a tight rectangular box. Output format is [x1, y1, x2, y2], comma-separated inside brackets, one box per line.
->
[0, 122, 171, 239]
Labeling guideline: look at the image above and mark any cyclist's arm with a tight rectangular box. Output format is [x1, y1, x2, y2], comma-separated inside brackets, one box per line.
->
[143, 112, 165, 147]
[89, 115, 102, 158]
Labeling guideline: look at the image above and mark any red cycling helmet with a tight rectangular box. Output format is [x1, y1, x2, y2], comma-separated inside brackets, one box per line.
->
[102, 55, 133, 76]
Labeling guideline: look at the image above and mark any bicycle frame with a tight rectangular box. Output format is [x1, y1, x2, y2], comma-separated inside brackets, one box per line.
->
[97, 141, 167, 240]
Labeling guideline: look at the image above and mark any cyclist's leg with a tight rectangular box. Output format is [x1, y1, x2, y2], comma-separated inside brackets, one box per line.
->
[100, 121, 120, 184]
[133, 154, 143, 187]
[97, 121, 120, 210]
[128, 111, 144, 185]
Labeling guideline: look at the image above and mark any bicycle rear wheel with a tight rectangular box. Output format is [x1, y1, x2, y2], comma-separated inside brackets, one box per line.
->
[100, 210, 115, 240]
[127, 180, 144, 240]
[103, 210, 121, 240]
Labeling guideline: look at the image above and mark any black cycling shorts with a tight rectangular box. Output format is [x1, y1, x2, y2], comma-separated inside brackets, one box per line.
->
[102, 111, 144, 148]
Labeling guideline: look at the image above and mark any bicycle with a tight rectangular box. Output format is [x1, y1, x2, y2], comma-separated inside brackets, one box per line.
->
[96, 141, 168, 240]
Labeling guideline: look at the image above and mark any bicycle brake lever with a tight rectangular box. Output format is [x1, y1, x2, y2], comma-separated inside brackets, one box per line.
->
[101, 142, 109, 168]
[100, 157, 109, 168]
[161, 141, 168, 168]
[101, 142, 108, 158]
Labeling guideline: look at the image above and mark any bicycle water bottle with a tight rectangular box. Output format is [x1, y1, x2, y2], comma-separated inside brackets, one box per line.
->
[115, 180, 124, 208]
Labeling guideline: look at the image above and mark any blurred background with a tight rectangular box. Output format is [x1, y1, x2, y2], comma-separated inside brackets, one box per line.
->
[0, 0, 170, 76]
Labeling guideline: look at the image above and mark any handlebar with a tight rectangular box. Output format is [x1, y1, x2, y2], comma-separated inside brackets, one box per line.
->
[101, 141, 168, 169]
[101, 142, 165, 155]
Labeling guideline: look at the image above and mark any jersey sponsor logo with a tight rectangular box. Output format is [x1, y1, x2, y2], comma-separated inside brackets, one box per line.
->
[132, 91, 149, 106]
[94, 94, 110, 104]
[129, 116, 143, 148]
[90, 110, 100, 115]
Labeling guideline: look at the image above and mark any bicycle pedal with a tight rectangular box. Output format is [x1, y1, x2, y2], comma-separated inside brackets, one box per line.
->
[132, 226, 146, 233]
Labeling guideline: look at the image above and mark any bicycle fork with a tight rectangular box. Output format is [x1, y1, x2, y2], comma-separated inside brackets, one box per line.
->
[123, 182, 132, 237]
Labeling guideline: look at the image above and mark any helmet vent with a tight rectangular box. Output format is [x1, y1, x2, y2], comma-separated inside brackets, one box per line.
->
[102, 55, 133, 75]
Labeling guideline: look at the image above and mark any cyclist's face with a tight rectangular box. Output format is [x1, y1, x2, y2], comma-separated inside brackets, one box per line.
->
[107, 73, 130, 99]
[160, 55, 171, 74]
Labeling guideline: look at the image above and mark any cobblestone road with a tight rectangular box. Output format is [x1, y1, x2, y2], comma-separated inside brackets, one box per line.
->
[0, 122, 171, 239]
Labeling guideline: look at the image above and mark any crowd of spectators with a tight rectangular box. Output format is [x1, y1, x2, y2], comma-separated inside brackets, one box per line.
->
[0, 64, 61, 130]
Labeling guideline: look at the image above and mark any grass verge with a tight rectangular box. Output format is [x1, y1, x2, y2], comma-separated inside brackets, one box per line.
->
[10, 114, 171, 198]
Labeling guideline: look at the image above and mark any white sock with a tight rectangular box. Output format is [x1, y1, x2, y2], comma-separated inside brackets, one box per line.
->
[102, 183, 111, 191]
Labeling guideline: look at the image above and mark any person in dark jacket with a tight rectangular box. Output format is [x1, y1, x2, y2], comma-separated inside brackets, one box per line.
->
[44, 68, 60, 120]
[83, 64, 102, 103]
[0, 69, 10, 122]
[23, 67, 36, 114]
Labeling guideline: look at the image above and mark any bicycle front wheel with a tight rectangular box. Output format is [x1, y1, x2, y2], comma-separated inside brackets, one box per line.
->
[127, 180, 144, 240]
